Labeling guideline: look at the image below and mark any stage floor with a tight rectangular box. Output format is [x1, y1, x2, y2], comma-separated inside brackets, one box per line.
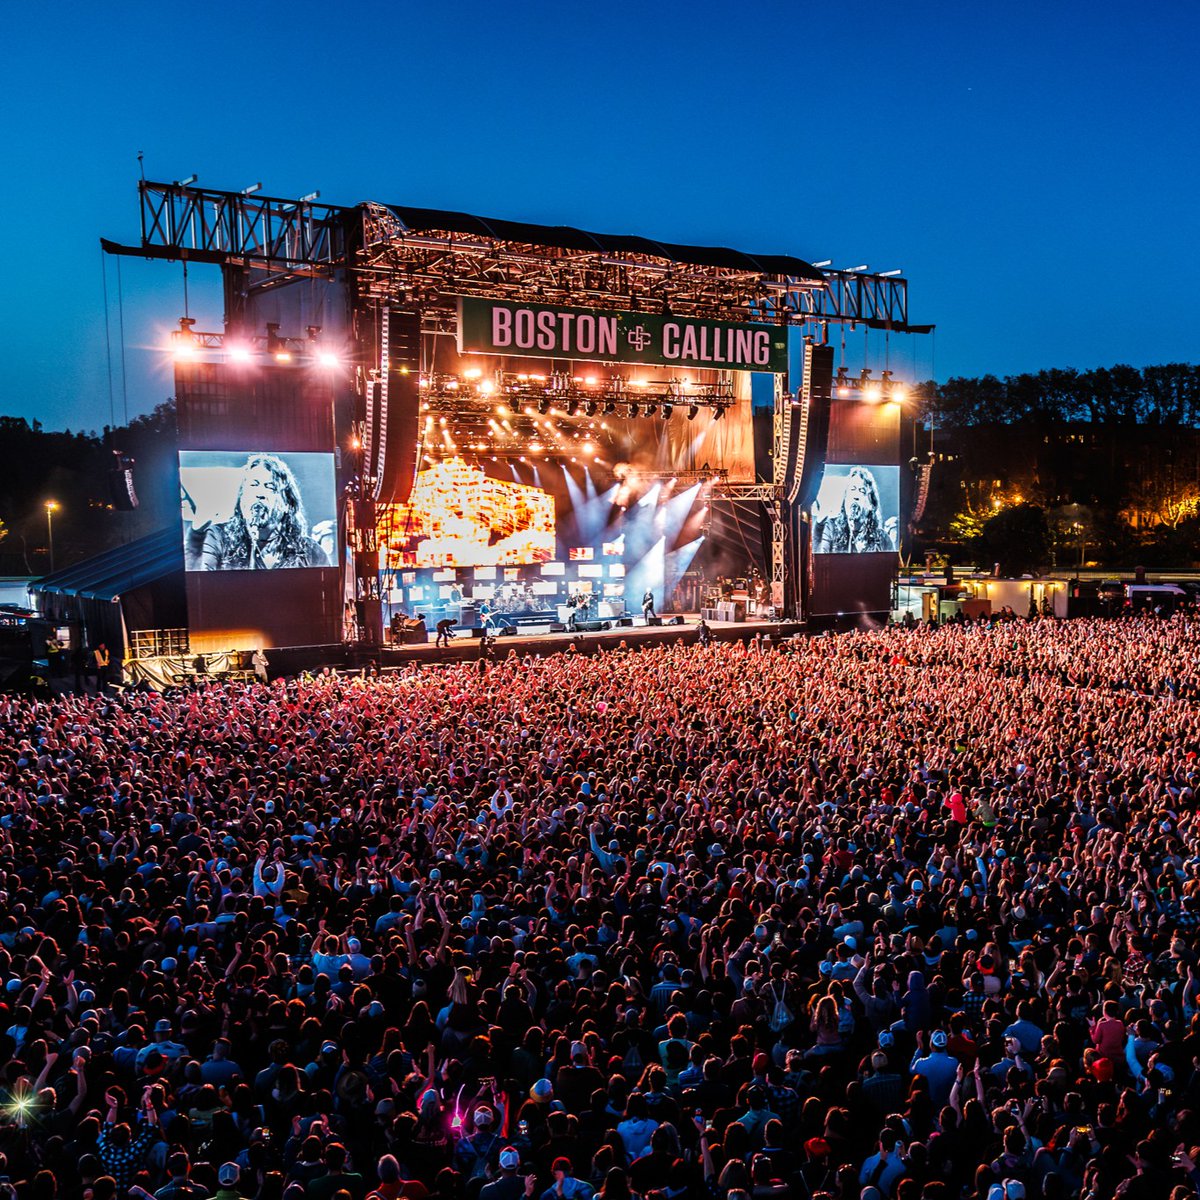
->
[356, 613, 805, 667]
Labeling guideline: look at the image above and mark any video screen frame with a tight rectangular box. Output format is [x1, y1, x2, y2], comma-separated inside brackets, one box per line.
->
[811, 463, 900, 555]
[180, 450, 338, 572]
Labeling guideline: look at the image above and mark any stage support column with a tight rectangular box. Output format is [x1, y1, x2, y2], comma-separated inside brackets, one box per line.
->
[352, 498, 382, 644]
[770, 371, 790, 615]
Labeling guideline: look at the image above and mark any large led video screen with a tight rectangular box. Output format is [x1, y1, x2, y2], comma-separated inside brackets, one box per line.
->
[384, 460, 556, 568]
[180, 451, 337, 571]
[812, 464, 899, 555]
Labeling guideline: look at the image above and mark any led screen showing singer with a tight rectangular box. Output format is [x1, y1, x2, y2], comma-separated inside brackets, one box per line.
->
[812, 464, 899, 554]
[180, 451, 336, 571]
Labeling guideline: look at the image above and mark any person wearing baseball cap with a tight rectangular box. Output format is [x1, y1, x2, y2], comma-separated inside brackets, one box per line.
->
[911, 1030, 959, 1108]
[214, 1162, 248, 1200]
[480, 1147, 527, 1200]
[455, 1105, 502, 1182]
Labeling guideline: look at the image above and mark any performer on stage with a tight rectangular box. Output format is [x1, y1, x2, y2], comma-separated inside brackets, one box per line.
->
[480, 599, 512, 635]
[642, 589, 656, 620]
[567, 592, 590, 632]
[435, 617, 456, 648]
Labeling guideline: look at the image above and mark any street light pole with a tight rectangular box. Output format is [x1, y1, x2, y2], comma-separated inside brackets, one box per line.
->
[44, 501, 58, 573]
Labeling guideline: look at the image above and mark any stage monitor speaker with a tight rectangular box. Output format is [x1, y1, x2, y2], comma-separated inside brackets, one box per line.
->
[647, 616, 663, 626]
[549, 622, 567, 633]
[617, 617, 633, 627]
[500, 626, 517, 636]
[668, 616, 684, 625]
[579, 620, 607, 632]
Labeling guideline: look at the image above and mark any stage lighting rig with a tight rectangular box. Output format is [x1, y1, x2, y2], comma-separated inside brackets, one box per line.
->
[827, 365, 910, 403]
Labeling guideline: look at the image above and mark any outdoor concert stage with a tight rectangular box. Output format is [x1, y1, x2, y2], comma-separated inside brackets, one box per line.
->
[72, 180, 928, 677]
[360, 613, 804, 668]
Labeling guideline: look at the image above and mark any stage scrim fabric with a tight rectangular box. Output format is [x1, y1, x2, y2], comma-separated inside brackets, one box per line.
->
[126, 652, 243, 690]
[656, 372, 755, 479]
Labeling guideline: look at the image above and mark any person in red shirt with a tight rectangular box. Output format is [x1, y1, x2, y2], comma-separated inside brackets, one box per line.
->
[1089, 1000, 1126, 1061]
[945, 790, 968, 824]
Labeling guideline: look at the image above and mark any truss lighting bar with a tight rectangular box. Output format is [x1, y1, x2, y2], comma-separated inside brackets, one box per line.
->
[832, 367, 909, 403]
[617, 468, 730, 486]
[168, 322, 342, 366]
[419, 370, 734, 415]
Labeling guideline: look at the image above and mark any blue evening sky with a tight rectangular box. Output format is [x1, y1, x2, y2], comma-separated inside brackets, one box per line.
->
[1, 1, 1197, 431]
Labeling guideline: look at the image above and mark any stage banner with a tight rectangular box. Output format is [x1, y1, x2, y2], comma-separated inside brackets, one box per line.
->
[458, 298, 787, 373]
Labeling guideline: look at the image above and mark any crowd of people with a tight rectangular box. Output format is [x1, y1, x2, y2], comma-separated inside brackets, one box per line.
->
[4, 615, 1200, 1200]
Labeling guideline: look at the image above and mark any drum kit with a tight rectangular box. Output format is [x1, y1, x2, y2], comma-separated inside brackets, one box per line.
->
[489, 582, 539, 614]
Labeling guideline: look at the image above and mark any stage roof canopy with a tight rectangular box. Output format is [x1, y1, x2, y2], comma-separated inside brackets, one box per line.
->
[379, 204, 826, 282]
[34, 528, 183, 603]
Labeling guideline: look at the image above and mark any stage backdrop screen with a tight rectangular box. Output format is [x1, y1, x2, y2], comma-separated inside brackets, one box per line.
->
[383, 460, 556, 568]
[180, 450, 337, 572]
[811, 464, 899, 555]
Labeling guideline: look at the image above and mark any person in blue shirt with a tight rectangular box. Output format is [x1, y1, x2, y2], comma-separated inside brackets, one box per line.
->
[910, 1030, 959, 1108]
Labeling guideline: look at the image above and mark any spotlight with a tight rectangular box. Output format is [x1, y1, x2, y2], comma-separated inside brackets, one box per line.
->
[712, 406, 725, 422]
[628, 402, 640, 418]
[567, 398, 580, 416]
[316, 351, 339, 369]
[583, 399, 598, 417]
[659, 403, 673, 419]
[602, 401, 617, 416]
[227, 345, 253, 364]
[537, 398, 551, 414]
[687, 404, 699, 421]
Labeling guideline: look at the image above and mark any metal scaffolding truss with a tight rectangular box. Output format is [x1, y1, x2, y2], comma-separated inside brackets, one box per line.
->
[759, 273, 926, 332]
[107, 182, 930, 335]
[118, 181, 347, 273]
[358, 205, 794, 326]
[359, 204, 924, 333]
[712, 483, 780, 502]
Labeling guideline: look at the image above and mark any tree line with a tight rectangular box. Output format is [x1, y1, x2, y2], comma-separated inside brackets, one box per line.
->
[921, 363, 1200, 428]
[912, 363, 1200, 572]
[0, 403, 179, 577]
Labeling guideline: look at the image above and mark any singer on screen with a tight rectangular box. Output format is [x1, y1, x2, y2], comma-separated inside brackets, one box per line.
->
[199, 453, 331, 570]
